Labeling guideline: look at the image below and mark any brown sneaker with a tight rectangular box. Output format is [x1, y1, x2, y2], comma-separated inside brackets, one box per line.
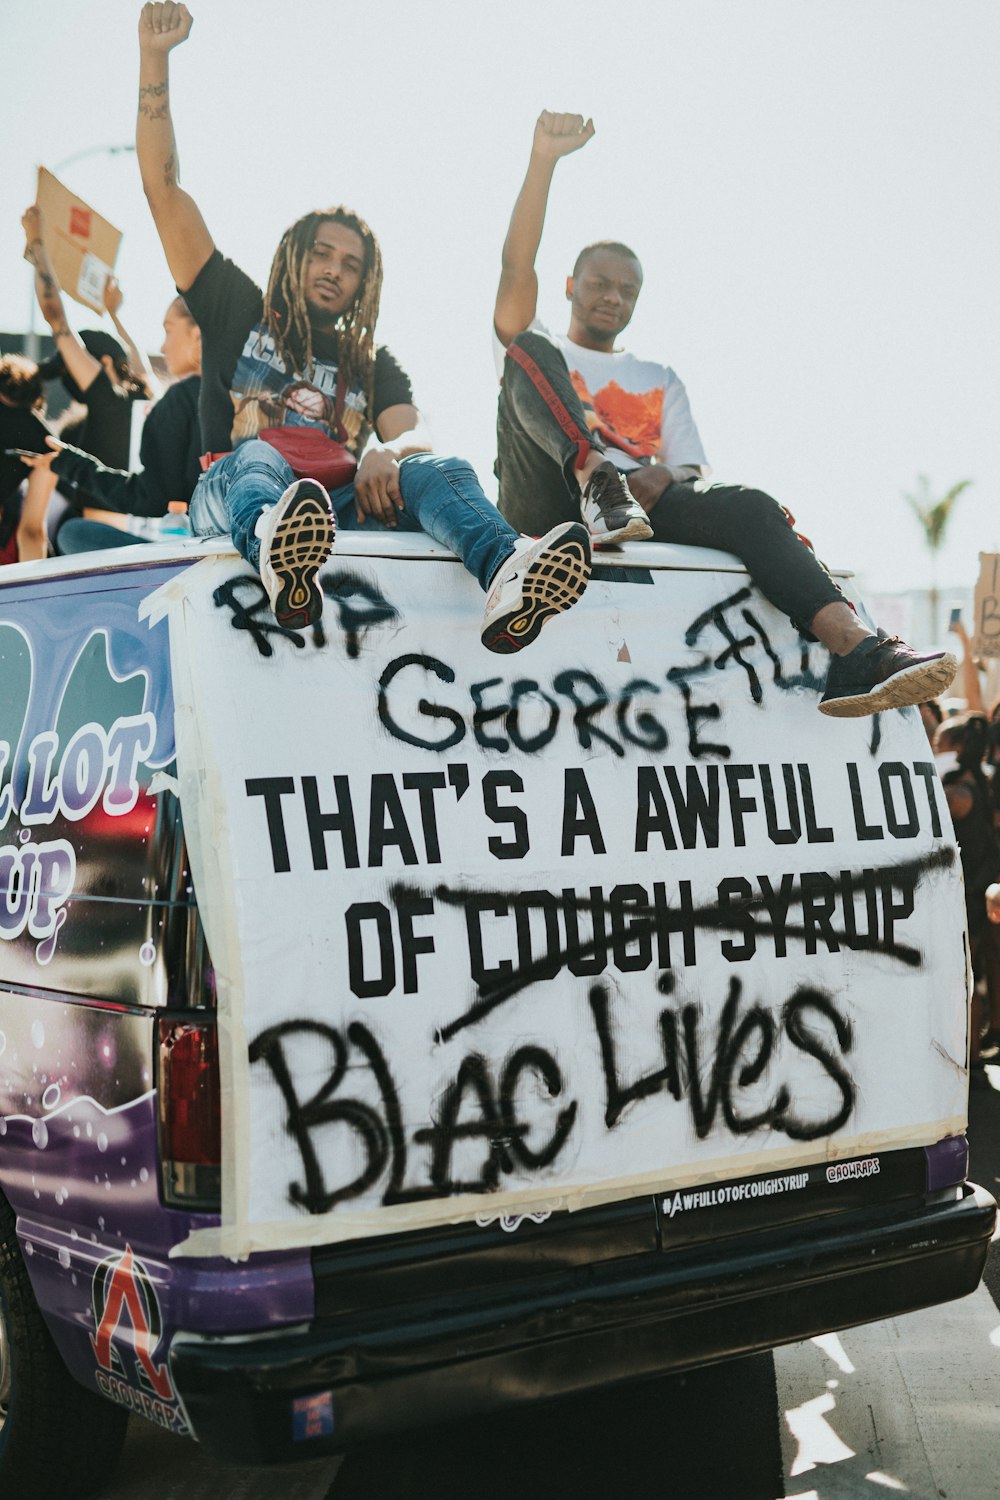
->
[818, 631, 957, 717]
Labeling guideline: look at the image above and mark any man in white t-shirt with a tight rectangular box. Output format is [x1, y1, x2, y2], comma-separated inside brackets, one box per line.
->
[492, 111, 957, 717]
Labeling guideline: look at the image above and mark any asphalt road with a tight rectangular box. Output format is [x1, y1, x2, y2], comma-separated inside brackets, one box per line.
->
[95, 1068, 1000, 1500]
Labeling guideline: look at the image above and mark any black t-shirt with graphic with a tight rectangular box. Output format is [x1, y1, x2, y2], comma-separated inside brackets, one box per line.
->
[0, 404, 51, 547]
[182, 250, 414, 456]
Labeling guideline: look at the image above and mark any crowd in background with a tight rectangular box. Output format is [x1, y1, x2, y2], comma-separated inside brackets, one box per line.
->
[922, 621, 1000, 1076]
[0, 200, 201, 565]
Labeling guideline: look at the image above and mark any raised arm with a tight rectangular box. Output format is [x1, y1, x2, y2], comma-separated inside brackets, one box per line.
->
[494, 111, 595, 347]
[22, 205, 102, 393]
[136, 2, 215, 292]
[103, 277, 162, 397]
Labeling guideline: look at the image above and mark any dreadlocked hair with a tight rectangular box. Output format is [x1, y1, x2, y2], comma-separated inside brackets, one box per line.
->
[260, 208, 383, 451]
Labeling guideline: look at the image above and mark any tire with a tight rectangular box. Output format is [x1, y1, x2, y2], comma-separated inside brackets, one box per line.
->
[0, 1194, 129, 1499]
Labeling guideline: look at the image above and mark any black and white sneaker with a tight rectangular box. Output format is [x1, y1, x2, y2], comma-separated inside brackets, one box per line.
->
[481, 522, 591, 653]
[256, 479, 334, 630]
[581, 460, 653, 545]
[818, 631, 957, 717]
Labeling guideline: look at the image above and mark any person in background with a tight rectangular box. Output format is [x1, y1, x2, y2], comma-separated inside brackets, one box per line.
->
[0, 355, 57, 564]
[918, 699, 944, 746]
[21, 296, 202, 554]
[24, 205, 150, 472]
[948, 612, 985, 714]
[935, 712, 1000, 1068]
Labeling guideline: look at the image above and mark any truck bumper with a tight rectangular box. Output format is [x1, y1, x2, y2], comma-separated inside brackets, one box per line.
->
[170, 1182, 996, 1464]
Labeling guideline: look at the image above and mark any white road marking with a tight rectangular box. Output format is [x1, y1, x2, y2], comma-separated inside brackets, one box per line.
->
[776, 1283, 1000, 1498]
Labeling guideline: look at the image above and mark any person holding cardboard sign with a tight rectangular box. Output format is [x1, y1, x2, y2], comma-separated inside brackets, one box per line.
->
[23, 205, 150, 472]
[133, 3, 591, 649]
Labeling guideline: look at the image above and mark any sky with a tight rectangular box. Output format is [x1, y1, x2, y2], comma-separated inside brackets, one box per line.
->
[1, 0, 997, 612]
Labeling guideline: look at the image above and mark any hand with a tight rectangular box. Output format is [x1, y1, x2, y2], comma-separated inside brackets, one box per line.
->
[21, 204, 44, 249]
[103, 276, 124, 316]
[355, 449, 402, 527]
[532, 111, 595, 162]
[626, 465, 673, 514]
[138, 2, 193, 51]
[987, 883, 1000, 924]
[949, 614, 969, 642]
[18, 438, 64, 471]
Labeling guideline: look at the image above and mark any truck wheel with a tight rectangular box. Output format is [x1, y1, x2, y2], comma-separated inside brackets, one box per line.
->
[0, 1195, 129, 1499]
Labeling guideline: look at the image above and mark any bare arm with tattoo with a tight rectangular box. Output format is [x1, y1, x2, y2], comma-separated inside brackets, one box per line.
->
[21, 205, 102, 393]
[137, 2, 214, 291]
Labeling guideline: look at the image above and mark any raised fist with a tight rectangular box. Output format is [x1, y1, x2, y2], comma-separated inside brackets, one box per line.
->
[532, 111, 595, 162]
[138, 2, 194, 51]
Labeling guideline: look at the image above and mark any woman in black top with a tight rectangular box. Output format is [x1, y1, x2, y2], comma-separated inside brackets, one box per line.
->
[20, 298, 202, 554]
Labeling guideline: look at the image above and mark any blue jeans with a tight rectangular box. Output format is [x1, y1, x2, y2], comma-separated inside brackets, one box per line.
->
[190, 441, 518, 591]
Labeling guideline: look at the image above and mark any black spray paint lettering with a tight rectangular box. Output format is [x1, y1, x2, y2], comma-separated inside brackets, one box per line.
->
[213, 576, 308, 658]
[248, 1019, 577, 1213]
[591, 974, 854, 1141]
[430, 847, 951, 1042]
[378, 654, 670, 759]
[214, 567, 397, 659]
[665, 586, 827, 760]
[320, 570, 399, 658]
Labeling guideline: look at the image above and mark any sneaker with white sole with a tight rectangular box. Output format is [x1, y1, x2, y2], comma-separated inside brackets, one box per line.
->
[256, 479, 335, 630]
[818, 631, 957, 717]
[481, 522, 591, 653]
[581, 459, 653, 545]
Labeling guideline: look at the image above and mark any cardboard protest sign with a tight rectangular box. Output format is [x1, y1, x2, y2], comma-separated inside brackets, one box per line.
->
[27, 168, 122, 313]
[142, 539, 967, 1260]
[971, 553, 1000, 659]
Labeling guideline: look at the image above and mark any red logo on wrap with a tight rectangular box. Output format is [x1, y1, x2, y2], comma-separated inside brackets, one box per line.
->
[90, 1246, 173, 1399]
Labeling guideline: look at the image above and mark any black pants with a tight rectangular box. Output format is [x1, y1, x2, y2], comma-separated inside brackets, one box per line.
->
[496, 329, 845, 636]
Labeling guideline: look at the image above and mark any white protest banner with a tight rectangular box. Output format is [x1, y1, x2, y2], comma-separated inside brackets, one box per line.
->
[971, 552, 1000, 659]
[143, 538, 968, 1259]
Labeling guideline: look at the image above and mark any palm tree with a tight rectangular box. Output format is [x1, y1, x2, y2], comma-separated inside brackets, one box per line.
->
[903, 475, 973, 641]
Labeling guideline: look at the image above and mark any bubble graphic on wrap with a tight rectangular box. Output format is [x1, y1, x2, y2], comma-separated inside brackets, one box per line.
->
[139, 942, 156, 968]
[58, 1247, 70, 1269]
[97, 1132, 108, 1154]
[32, 1120, 48, 1149]
[0, 1032, 6, 1058]
[30, 1020, 45, 1049]
[42, 1084, 61, 1112]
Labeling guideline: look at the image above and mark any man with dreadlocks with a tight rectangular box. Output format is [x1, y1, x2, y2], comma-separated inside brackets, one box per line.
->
[134, 4, 591, 648]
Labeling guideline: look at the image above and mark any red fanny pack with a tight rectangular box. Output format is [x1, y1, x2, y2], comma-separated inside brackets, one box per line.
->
[257, 426, 357, 489]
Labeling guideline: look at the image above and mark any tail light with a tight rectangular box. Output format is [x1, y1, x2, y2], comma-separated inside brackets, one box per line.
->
[157, 1019, 221, 1209]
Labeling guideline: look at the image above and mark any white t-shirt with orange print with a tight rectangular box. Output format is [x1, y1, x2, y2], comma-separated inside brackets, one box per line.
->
[493, 319, 710, 477]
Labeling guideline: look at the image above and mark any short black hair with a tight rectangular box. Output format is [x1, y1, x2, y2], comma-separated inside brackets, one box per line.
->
[0, 355, 44, 410]
[572, 240, 642, 278]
